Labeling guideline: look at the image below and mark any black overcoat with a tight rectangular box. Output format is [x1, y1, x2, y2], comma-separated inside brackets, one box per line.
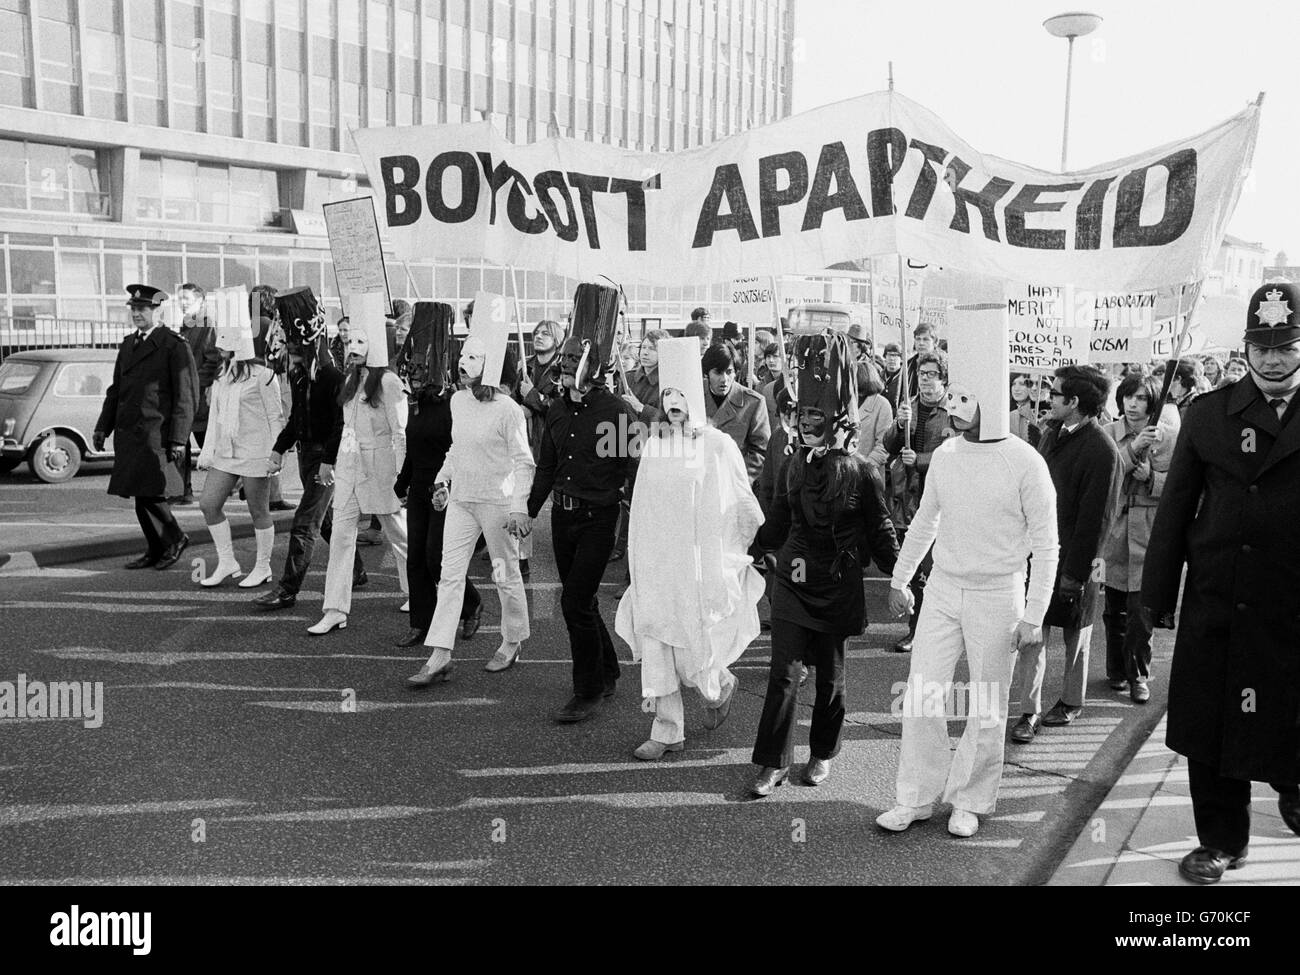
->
[96, 327, 198, 499]
[1142, 376, 1300, 783]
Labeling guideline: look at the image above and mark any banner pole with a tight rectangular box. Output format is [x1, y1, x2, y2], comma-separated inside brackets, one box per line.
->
[1151, 279, 1204, 428]
[508, 265, 528, 372]
[769, 274, 787, 367]
[402, 261, 422, 300]
[897, 253, 911, 441]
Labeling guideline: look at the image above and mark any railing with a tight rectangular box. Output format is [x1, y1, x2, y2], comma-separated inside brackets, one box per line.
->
[0, 318, 129, 362]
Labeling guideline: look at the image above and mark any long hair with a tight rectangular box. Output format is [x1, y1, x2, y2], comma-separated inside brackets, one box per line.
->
[219, 357, 254, 384]
[785, 444, 872, 511]
[340, 364, 387, 407]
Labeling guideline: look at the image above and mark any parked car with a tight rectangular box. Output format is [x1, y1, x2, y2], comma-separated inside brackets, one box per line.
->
[0, 349, 116, 483]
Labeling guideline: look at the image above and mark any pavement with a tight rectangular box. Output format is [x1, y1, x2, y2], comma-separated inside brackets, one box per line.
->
[5, 461, 1285, 885]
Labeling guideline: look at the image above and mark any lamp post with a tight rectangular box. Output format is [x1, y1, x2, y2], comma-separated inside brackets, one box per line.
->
[1043, 12, 1103, 170]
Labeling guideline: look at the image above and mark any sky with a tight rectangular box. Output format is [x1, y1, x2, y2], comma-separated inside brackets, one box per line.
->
[793, 0, 1298, 265]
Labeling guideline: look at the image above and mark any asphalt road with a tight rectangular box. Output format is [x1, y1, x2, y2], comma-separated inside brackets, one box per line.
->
[0, 512, 1172, 885]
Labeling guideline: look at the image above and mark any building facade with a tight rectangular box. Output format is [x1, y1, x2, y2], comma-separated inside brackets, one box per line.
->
[0, 0, 795, 341]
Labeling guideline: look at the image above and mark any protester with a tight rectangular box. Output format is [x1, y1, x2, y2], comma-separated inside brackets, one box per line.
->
[1221, 353, 1248, 386]
[330, 316, 350, 371]
[758, 343, 784, 424]
[253, 288, 364, 612]
[883, 349, 956, 652]
[752, 329, 777, 385]
[878, 312, 1058, 838]
[525, 284, 640, 721]
[1200, 354, 1223, 388]
[1143, 282, 1300, 884]
[1167, 359, 1201, 416]
[881, 341, 905, 411]
[1009, 373, 1043, 447]
[1100, 373, 1180, 704]
[855, 359, 893, 467]
[194, 298, 283, 588]
[906, 323, 939, 394]
[175, 283, 221, 504]
[702, 342, 770, 482]
[1009, 365, 1122, 742]
[393, 301, 483, 649]
[684, 319, 712, 356]
[93, 285, 197, 571]
[622, 327, 668, 425]
[518, 318, 567, 578]
[616, 337, 764, 760]
[249, 284, 293, 514]
[308, 300, 410, 636]
[750, 332, 899, 796]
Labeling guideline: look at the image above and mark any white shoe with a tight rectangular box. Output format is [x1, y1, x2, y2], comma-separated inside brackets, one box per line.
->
[201, 560, 243, 587]
[238, 526, 275, 588]
[399, 600, 410, 613]
[948, 808, 980, 837]
[875, 804, 933, 832]
[307, 611, 347, 635]
[484, 641, 521, 672]
[237, 565, 273, 588]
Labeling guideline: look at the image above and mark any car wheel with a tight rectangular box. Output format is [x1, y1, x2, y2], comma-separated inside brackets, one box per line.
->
[29, 434, 82, 484]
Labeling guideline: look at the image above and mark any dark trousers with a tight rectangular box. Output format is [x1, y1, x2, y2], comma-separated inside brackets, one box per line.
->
[407, 478, 481, 633]
[905, 542, 934, 637]
[280, 445, 362, 595]
[552, 503, 620, 699]
[135, 496, 182, 556]
[1187, 758, 1299, 855]
[180, 428, 205, 499]
[1103, 586, 1153, 684]
[752, 619, 847, 768]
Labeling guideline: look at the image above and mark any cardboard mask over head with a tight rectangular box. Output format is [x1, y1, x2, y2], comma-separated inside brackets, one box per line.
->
[399, 301, 455, 397]
[562, 283, 621, 391]
[946, 302, 1010, 440]
[656, 337, 708, 429]
[348, 292, 389, 368]
[791, 331, 859, 453]
[464, 291, 511, 387]
[212, 286, 255, 360]
[275, 286, 326, 351]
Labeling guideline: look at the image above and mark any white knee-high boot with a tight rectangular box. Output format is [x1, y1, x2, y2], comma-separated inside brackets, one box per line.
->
[201, 520, 243, 586]
[238, 526, 275, 588]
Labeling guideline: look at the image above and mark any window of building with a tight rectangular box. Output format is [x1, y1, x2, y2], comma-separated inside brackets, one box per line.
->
[10, 247, 56, 294]
[310, 76, 336, 150]
[37, 1, 80, 113]
[369, 0, 391, 51]
[206, 54, 238, 136]
[446, 24, 466, 70]
[422, 16, 442, 63]
[0, 1, 34, 108]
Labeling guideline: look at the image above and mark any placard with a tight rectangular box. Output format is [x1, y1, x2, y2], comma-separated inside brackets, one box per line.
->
[323, 196, 393, 318]
[1009, 326, 1092, 372]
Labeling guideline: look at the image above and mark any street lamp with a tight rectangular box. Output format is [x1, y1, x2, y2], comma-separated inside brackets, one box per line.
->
[1043, 11, 1103, 171]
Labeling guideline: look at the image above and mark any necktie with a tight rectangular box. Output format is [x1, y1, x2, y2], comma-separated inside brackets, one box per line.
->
[1270, 398, 1288, 422]
[133, 332, 143, 349]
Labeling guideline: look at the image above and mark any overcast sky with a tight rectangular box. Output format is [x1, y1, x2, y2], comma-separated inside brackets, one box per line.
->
[793, 0, 1297, 265]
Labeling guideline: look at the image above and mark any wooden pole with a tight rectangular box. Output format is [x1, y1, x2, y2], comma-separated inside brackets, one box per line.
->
[507, 265, 529, 371]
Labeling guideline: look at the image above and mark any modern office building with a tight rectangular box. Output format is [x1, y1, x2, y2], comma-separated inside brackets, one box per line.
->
[0, 0, 796, 342]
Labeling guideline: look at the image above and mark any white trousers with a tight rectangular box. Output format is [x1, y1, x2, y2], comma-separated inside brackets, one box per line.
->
[896, 574, 1023, 815]
[425, 499, 530, 649]
[648, 649, 736, 745]
[322, 492, 409, 615]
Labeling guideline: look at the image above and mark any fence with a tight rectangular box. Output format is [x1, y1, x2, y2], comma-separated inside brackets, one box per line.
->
[0, 318, 129, 363]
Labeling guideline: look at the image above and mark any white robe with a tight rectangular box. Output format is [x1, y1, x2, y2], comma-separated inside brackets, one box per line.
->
[615, 425, 765, 699]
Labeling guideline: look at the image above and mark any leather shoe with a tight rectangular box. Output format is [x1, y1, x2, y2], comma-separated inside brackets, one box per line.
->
[608, 547, 625, 563]
[633, 740, 684, 761]
[1130, 681, 1151, 704]
[406, 658, 454, 688]
[602, 681, 617, 699]
[519, 558, 530, 580]
[268, 500, 295, 512]
[1043, 700, 1083, 726]
[876, 804, 933, 831]
[802, 758, 831, 786]
[1279, 792, 1300, 836]
[893, 635, 913, 653]
[553, 695, 603, 723]
[948, 809, 980, 837]
[394, 628, 426, 648]
[153, 534, 190, 570]
[750, 766, 789, 797]
[1179, 846, 1247, 884]
[460, 604, 484, 638]
[352, 569, 368, 588]
[701, 677, 737, 730]
[252, 588, 296, 611]
[1108, 678, 1129, 691]
[1010, 713, 1042, 744]
[484, 642, 522, 672]
[124, 551, 160, 570]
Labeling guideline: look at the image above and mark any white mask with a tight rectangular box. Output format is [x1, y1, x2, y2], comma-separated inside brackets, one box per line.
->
[346, 331, 369, 363]
[945, 384, 979, 423]
[661, 387, 690, 420]
[459, 336, 486, 381]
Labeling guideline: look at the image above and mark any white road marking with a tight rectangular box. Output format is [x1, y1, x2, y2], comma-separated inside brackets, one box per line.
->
[0, 798, 252, 828]
[247, 699, 497, 712]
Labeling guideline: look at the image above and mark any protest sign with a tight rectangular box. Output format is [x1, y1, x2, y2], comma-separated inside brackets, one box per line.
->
[870, 257, 926, 336]
[1089, 292, 1154, 362]
[323, 196, 393, 318]
[354, 90, 1259, 292]
[727, 277, 777, 321]
[1009, 326, 1092, 372]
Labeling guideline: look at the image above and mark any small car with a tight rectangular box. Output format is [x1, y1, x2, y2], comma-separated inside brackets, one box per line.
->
[0, 349, 116, 483]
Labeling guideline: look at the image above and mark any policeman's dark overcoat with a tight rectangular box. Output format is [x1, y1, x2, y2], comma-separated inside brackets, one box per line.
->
[1141, 375, 1300, 783]
[95, 326, 198, 499]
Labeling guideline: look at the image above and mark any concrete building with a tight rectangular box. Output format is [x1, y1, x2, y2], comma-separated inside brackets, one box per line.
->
[0, 0, 795, 343]
[1204, 233, 1268, 298]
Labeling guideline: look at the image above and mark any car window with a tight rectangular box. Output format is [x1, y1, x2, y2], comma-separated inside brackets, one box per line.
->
[0, 361, 42, 395]
[53, 362, 112, 398]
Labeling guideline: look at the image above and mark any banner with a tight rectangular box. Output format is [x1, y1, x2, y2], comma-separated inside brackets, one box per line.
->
[354, 90, 1259, 292]
[323, 196, 393, 317]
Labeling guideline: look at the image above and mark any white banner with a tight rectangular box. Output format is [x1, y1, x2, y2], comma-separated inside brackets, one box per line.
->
[354, 90, 1259, 292]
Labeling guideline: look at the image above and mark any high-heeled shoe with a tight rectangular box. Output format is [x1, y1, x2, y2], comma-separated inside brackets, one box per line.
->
[201, 561, 244, 587]
[460, 604, 484, 638]
[394, 628, 426, 648]
[201, 519, 242, 586]
[407, 651, 454, 688]
[484, 641, 521, 672]
[237, 565, 273, 588]
[306, 611, 348, 635]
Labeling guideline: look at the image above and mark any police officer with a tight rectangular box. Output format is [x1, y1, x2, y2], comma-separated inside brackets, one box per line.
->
[94, 285, 199, 570]
[1143, 281, 1300, 884]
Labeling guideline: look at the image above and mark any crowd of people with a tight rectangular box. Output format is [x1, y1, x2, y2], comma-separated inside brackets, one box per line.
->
[93, 278, 1300, 883]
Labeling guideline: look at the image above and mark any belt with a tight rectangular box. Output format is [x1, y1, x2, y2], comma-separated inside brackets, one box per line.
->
[553, 489, 586, 511]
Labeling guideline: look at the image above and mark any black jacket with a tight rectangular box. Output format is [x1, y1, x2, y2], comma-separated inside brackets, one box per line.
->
[272, 360, 345, 464]
[395, 392, 453, 496]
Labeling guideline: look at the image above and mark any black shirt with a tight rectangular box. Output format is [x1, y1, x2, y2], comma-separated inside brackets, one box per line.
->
[272, 361, 345, 464]
[527, 384, 640, 517]
[395, 393, 453, 495]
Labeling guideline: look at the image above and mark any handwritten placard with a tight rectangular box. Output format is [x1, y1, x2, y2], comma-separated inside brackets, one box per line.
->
[1009, 326, 1092, 373]
[323, 196, 393, 318]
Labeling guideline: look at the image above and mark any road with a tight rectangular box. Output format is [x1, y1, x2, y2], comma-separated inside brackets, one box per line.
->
[0, 486, 1172, 885]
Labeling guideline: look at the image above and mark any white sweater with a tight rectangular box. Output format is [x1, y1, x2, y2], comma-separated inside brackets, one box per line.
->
[435, 389, 535, 512]
[891, 435, 1060, 626]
